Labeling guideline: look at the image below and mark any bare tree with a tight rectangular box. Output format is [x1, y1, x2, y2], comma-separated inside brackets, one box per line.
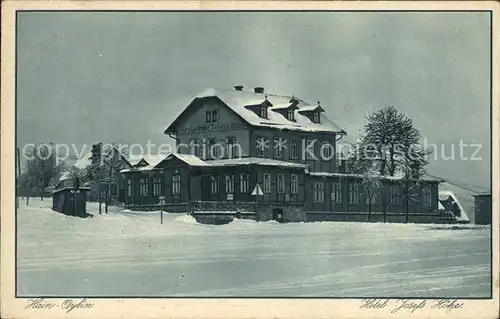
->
[400, 161, 424, 223]
[357, 106, 429, 177]
[85, 143, 129, 214]
[24, 143, 65, 200]
[360, 173, 382, 222]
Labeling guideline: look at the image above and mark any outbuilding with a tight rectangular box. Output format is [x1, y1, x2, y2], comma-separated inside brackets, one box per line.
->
[51, 186, 91, 218]
[473, 193, 492, 225]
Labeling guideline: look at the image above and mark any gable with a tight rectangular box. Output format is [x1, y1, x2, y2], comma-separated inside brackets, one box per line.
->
[165, 97, 249, 135]
[165, 88, 346, 135]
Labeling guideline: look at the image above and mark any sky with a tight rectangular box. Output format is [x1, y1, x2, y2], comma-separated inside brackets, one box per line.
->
[16, 11, 491, 190]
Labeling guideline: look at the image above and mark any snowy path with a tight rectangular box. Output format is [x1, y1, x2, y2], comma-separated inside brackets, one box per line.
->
[16, 199, 491, 297]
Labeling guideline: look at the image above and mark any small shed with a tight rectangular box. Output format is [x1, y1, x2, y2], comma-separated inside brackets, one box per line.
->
[51, 186, 91, 218]
[438, 191, 471, 223]
[473, 193, 492, 225]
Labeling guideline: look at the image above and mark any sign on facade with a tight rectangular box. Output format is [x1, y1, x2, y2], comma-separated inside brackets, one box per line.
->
[227, 194, 234, 201]
[159, 196, 166, 205]
[252, 184, 264, 196]
[179, 122, 244, 133]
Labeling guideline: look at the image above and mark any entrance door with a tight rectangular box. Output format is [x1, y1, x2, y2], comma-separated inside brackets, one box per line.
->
[200, 175, 212, 201]
[272, 208, 284, 223]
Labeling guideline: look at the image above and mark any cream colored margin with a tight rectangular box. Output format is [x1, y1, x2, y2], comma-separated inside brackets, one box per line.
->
[1, 1, 499, 319]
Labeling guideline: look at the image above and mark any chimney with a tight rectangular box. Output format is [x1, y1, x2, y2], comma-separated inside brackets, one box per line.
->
[254, 86, 264, 94]
[234, 85, 244, 91]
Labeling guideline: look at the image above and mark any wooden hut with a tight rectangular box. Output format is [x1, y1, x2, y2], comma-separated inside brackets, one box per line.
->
[51, 186, 91, 217]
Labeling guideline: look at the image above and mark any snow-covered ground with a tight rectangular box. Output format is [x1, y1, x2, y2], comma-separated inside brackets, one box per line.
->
[16, 198, 491, 297]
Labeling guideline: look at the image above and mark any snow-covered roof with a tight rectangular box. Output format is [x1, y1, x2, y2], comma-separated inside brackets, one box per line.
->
[120, 166, 163, 173]
[120, 153, 210, 173]
[298, 104, 324, 112]
[205, 157, 308, 168]
[438, 190, 470, 222]
[74, 151, 92, 170]
[127, 155, 145, 167]
[472, 193, 491, 197]
[269, 103, 294, 110]
[309, 171, 441, 182]
[58, 171, 72, 181]
[166, 88, 346, 134]
[438, 192, 454, 201]
[169, 153, 210, 167]
[140, 154, 170, 167]
[50, 186, 91, 195]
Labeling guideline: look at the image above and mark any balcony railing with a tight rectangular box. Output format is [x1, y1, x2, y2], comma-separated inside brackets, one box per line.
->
[191, 200, 256, 212]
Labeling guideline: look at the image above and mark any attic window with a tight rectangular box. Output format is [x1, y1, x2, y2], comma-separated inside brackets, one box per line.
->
[287, 108, 295, 121]
[312, 111, 320, 123]
[260, 106, 268, 119]
[205, 109, 218, 123]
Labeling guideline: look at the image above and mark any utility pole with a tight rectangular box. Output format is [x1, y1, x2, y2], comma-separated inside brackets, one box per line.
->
[159, 196, 165, 224]
[405, 177, 410, 223]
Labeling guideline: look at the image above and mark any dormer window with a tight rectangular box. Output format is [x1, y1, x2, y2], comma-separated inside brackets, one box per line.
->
[298, 102, 325, 124]
[287, 108, 295, 121]
[245, 99, 271, 119]
[312, 111, 320, 123]
[261, 106, 268, 119]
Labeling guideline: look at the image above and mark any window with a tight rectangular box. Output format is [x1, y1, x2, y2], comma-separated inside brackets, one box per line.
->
[211, 175, 219, 194]
[287, 108, 295, 121]
[365, 191, 380, 205]
[277, 173, 285, 193]
[274, 137, 284, 158]
[205, 109, 218, 123]
[390, 186, 399, 206]
[322, 141, 333, 160]
[332, 181, 342, 204]
[313, 182, 324, 203]
[422, 186, 432, 208]
[153, 177, 162, 196]
[207, 138, 220, 159]
[263, 173, 271, 193]
[260, 106, 267, 119]
[348, 182, 359, 204]
[256, 136, 267, 157]
[139, 178, 148, 196]
[313, 111, 320, 123]
[226, 137, 237, 158]
[189, 139, 199, 156]
[240, 173, 249, 193]
[127, 178, 132, 197]
[305, 139, 315, 160]
[172, 173, 181, 195]
[200, 138, 207, 159]
[290, 139, 298, 159]
[225, 175, 234, 194]
[291, 174, 299, 194]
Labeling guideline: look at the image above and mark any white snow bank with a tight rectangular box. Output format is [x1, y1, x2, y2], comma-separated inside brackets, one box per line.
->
[173, 214, 199, 225]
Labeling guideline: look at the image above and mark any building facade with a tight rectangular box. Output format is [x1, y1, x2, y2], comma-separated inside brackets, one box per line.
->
[473, 193, 492, 225]
[122, 86, 459, 224]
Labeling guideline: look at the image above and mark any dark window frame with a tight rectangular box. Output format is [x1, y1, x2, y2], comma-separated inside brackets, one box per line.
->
[172, 173, 181, 195]
[152, 177, 162, 196]
[211, 175, 219, 194]
[139, 178, 148, 196]
[291, 174, 299, 194]
[277, 173, 285, 194]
